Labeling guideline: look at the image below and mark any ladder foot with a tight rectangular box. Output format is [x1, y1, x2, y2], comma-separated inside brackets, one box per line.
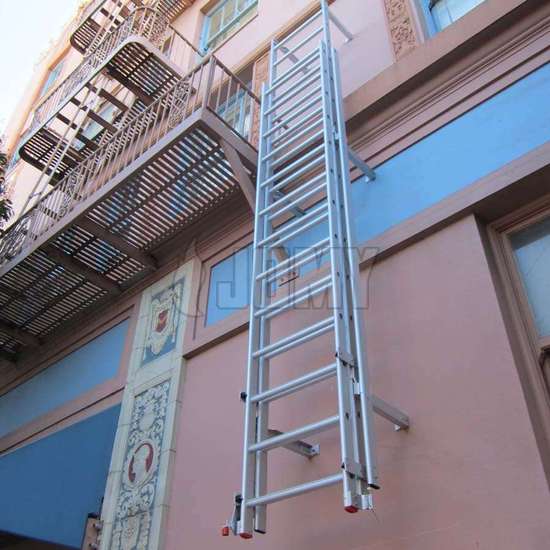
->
[221, 526, 230, 537]
[239, 533, 253, 540]
[344, 505, 359, 514]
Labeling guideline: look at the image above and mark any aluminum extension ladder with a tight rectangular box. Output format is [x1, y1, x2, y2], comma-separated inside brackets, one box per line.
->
[224, 1, 409, 539]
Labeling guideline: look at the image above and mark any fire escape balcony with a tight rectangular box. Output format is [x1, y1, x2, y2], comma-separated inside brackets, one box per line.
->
[0, 56, 258, 362]
[20, 6, 200, 183]
[71, 0, 196, 54]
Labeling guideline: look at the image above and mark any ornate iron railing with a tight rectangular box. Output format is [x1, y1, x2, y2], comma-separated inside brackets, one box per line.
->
[27, 7, 201, 140]
[0, 56, 258, 266]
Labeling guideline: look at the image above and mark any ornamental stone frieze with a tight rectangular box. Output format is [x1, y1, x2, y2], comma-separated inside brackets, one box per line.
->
[383, 0, 421, 60]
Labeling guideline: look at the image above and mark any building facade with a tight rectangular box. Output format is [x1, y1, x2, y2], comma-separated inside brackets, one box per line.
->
[1, 0, 550, 548]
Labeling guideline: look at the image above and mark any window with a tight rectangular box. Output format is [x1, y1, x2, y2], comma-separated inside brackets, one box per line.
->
[77, 103, 120, 149]
[421, 0, 485, 33]
[510, 216, 550, 338]
[496, 208, 550, 399]
[200, 0, 258, 53]
[205, 203, 329, 326]
[217, 89, 253, 137]
[206, 243, 253, 325]
[39, 58, 65, 99]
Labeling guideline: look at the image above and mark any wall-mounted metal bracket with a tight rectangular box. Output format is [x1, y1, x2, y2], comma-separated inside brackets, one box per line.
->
[268, 429, 320, 458]
[349, 149, 376, 181]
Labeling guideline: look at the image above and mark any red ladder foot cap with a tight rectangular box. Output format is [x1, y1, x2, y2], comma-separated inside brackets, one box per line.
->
[240, 533, 253, 540]
[221, 526, 230, 537]
[345, 505, 359, 514]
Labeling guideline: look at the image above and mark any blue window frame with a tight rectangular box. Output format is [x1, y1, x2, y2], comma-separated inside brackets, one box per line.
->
[200, 0, 258, 53]
[419, 0, 485, 34]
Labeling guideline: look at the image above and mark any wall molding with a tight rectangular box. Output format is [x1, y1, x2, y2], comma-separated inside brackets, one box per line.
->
[347, 0, 544, 165]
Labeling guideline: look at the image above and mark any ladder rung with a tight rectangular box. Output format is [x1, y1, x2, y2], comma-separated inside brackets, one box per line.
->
[270, 106, 323, 149]
[260, 144, 324, 189]
[264, 176, 326, 220]
[266, 116, 323, 162]
[250, 363, 337, 404]
[247, 473, 342, 508]
[258, 201, 327, 248]
[270, 129, 325, 170]
[274, 27, 324, 68]
[273, 10, 322, 54]
[253, 316, 334, 360]
[266, 48, 320, 94]
[267, 205, 328, 249]
[255, 275, 332, 319]
[268, 87, 322, 130]
[248, 414, 339, 453]
[256, 237, 330, 282]
[265, 98, 322, 139]
[265, 70, 321, 116]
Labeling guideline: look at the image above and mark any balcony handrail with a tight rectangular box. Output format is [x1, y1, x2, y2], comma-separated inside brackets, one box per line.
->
[1, 55, 259, 267]
[26, 6, 201, 145]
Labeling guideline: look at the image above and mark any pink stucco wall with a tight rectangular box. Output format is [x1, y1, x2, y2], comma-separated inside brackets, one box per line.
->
[165, 215, 550, 549]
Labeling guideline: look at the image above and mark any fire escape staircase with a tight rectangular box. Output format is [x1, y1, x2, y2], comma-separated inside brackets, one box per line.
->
[71, 0, 196, 55]
[0, 3, 260, 363]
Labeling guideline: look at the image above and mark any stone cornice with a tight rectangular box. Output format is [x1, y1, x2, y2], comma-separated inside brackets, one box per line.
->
[346, 0, 545, 165]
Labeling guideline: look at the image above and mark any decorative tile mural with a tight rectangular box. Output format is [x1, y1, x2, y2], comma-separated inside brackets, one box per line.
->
[141, 280, 185, 367]
[100, 261, 195, 550]
[110, 381, 170, 550]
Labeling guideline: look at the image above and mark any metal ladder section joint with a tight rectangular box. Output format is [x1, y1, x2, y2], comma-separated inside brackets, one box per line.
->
[224, 0, 408, 539]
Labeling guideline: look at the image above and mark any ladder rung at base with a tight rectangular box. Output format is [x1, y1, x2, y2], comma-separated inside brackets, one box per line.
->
[249, 414, 339, 453]
[247, 473, 342, 508]
[250, 363, 337, 404]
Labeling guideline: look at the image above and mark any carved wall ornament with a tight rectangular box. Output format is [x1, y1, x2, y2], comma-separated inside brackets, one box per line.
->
[383, 0, 420, 60]
[250, 53, 270, 147]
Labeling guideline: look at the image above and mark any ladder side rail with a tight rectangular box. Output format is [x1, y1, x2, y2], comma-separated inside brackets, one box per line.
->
[239, 38, 278, 538]
[319, 40, 367, 512]
[253, 36, 282, 535]
[322, 41, 372, 509]
[330, 46, 379, 491]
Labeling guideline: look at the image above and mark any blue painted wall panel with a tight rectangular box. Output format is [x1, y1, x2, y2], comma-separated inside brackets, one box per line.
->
[0, 320, 128, 438]
[0, 405, 120, 548]
[351, 62, 550, 243]
[204, 63, 550, 325]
